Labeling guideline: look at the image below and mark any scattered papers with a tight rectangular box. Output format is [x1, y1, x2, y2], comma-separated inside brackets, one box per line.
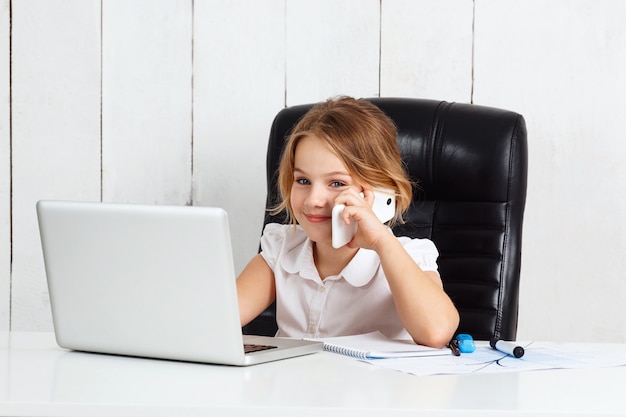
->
[358, 341, 626, 376]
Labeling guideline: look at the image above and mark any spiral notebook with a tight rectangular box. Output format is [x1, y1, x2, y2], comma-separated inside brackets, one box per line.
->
[312, 331, 451, 359]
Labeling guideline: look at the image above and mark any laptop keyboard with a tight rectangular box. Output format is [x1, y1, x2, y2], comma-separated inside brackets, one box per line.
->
[244, 343, 278, 354]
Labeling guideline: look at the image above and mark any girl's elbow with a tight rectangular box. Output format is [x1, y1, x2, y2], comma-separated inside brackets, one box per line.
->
[416, 312, 460, 349]
[419, 329, 456, 349]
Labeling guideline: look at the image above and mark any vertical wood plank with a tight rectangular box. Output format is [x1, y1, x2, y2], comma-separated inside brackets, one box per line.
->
[102, 0, 192, 205]
[380, 0, 473, 101]
[193, 0, 285, 273]
[286, 0, 380, 104]
[11, 0, 101, 330]
[474, 0, 626, 342]
[0, 0, 10, 330]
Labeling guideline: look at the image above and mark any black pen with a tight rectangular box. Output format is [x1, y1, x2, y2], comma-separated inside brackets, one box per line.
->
[490, 339, 524, 358]
[447, 339, 461, 356]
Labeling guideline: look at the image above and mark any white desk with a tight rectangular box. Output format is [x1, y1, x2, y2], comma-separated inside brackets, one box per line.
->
[1, 332, 626, 416]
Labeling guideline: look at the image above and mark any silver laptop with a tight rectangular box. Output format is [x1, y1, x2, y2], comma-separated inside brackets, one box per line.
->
[36, 200, 322, 366]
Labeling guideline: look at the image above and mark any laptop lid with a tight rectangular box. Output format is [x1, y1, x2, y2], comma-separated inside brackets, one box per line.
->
[36, 200, 322, 366]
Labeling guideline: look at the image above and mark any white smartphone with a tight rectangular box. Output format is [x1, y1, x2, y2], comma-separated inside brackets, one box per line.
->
[331, 188, 396, 248]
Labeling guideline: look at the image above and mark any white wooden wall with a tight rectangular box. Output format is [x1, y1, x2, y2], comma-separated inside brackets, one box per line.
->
[0, 0, 9, 332]
[1, 0, 625, 342]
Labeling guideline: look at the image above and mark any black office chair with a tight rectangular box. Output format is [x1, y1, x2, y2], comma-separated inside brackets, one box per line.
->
[243, 97, 528, 341]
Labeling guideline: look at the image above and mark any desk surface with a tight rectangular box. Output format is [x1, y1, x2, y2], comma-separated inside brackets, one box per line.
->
[1, 332, 626, 417]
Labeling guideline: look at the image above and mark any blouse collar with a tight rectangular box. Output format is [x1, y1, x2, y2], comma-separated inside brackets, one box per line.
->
[280, 238, 379, 287]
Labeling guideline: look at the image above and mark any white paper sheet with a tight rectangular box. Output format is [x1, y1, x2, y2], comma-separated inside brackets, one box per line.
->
[360, 341, 626, 376]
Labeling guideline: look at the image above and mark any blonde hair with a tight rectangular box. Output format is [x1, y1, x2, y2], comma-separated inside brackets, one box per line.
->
[274, 96, 413, 226]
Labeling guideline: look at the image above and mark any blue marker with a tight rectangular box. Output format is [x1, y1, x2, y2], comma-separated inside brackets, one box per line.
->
[456, 334, 475, 353]
[490, 339, 524, 358]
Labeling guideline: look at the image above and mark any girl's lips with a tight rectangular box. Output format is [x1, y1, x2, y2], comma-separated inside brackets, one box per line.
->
[304, 214, 331, 223]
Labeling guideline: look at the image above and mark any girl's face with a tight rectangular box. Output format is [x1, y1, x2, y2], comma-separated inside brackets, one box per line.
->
[290, 135, 359, 244]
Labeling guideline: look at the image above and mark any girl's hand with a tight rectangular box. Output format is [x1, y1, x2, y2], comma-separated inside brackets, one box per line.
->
[333, 188, 390, 250]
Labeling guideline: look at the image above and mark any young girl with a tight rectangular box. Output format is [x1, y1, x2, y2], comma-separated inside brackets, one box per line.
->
[236, 96, 459, 348]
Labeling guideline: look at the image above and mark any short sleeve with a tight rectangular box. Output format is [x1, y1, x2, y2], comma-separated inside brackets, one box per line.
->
[397, 236, 440, 272]
[259, 223, 308, 270]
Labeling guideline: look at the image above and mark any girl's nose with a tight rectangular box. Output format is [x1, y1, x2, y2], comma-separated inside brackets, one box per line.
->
[305, 185, 328, 208]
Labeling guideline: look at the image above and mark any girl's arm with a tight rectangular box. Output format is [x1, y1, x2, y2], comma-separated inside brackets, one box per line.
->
[340, 189, 459, 348]
[372, 232, 460, 348]
[236, 254, 276, 327]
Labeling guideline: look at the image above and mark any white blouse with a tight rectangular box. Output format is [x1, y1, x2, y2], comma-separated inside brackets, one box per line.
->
[259, 223, 440, 340]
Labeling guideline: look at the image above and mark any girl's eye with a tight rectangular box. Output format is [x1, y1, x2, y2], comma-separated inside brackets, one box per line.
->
[296, 178, 310, 185]
[330, 181, 346, 188]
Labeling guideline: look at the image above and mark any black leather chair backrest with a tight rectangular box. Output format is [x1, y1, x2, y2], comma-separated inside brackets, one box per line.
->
[243, 97, 528, 341]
